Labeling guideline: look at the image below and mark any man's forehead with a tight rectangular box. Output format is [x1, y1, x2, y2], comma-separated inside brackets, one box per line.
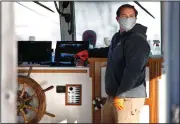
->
[121, 8, 135, 14]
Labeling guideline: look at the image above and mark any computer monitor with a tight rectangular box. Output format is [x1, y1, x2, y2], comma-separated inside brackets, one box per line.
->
[18, 41, 52, 63]
[54, 41, 89, 63]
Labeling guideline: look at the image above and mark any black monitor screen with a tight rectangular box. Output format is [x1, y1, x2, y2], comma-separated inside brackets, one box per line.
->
[55, 41, 89, 62]
[18, 41, 52, 63]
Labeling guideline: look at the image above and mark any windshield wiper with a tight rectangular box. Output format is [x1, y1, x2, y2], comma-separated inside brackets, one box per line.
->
[33, 1, 55, 13]
[134, 1, 155, 19]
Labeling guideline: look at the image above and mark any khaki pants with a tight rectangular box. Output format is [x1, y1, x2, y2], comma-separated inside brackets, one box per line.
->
[101, 97, 145, 123]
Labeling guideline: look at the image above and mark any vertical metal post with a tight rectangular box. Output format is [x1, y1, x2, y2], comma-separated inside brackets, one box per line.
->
[70, 1, 76, 41]
[162, 1, 180, 123]
[59, 1, 76, 41]
[59, 1, 73, 41]
[1, 2, 17, 123]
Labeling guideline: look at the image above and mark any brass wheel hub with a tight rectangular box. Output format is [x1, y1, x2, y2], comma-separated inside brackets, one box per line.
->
[17, 98, 25, 110]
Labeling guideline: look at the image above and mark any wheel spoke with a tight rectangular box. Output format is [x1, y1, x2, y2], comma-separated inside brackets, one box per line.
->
[43, 86, 54, 92]
[25, 93, 36, 102]
[20, 83, 27, 98]
[20, 109, 28, 123]
[45, 111, 55, 117]
[24, 105, 38, 112]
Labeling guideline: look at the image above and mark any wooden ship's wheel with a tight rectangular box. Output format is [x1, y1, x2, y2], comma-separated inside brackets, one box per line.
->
[17, 67, 55, 123]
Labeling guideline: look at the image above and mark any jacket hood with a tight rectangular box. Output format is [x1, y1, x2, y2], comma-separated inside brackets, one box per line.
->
[129, 23, 147, 35]
[119, 23, 147, 38]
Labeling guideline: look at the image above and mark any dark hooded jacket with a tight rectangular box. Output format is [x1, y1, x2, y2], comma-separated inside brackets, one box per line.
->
[105, 23, 150, 98]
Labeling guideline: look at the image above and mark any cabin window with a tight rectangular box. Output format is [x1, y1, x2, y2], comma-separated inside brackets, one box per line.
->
[14, 2, 61, 50]
[75, 2, 161, 56]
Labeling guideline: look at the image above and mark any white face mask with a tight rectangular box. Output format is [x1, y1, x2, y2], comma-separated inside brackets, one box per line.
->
[118, 17, 136, 32]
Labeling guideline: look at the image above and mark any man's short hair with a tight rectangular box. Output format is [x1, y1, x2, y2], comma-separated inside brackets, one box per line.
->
[116, 4, 138, 17]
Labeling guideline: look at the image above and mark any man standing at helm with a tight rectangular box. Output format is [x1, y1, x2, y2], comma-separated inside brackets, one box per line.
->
[102, 4, 150, 123]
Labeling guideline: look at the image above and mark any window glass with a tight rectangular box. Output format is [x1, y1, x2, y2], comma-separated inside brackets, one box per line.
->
[75, 2, 161, 56]
[15, 2, 61, 49]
